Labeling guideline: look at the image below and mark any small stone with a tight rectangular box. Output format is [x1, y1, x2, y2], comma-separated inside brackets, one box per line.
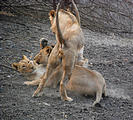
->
[7, 75, 11, 78]
[43, 102, 50, 106]
[0, 36, 3, 40]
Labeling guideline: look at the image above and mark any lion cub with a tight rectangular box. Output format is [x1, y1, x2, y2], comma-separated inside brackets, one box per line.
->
[12, 55, 45, 85]
[66, 65, 106, 106]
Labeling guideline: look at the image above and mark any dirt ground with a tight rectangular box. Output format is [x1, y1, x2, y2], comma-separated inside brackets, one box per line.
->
[0, 12, 133, 120]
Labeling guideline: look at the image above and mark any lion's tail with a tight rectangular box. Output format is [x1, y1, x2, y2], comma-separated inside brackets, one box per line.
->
[71, 0, 80, 26]
[56, 2, 67, 47]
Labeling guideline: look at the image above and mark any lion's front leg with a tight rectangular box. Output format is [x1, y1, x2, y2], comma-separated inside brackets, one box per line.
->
[32, 64, 53, 97]
[24, 79, 40, 86]
[46, 64, 63, 88]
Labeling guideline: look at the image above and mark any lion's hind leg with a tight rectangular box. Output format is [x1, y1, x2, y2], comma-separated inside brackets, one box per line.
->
[92, 88, 102, 107]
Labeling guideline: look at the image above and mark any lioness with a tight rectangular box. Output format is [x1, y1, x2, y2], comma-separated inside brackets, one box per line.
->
[33, 0, 85, 102]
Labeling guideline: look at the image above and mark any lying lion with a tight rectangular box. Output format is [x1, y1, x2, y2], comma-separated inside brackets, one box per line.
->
[12, 45, 106, 106]
[12, 55, 45, 85]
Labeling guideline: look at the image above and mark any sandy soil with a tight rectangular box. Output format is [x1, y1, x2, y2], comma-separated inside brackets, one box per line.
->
[0, 13, 133, 120]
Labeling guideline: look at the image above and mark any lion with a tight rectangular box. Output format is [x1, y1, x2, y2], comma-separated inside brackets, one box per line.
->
[12, 55, 44, 85]
[66, 65, 107, 106]
[32, 0, 85, 102]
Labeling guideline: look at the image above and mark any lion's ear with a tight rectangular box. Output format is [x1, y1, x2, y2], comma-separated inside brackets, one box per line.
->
[51, 44, 55, 48]
[49, 10, 56, 17]
[40, 38, 48, 49]
[67, 8, 71, 12]
[22, 55, 29, 61]
[46, 47, 52, 55]
[12, 63, 19, 70]
[58, 49, 64, 58]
